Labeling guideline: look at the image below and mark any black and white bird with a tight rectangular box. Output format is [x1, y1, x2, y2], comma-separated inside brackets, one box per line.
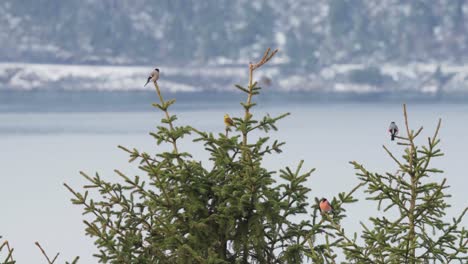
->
[388, 121, 398, 141]
[144, 68, 160, 87]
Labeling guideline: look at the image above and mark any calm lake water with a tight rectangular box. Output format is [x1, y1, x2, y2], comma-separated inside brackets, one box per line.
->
[1, 95, 467, 263]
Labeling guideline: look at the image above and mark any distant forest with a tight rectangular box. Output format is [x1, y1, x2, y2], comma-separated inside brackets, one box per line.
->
[0, 0, 467, 66]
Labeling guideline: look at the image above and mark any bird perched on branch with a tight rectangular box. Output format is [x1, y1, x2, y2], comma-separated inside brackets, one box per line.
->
[144, 68, 160, 87]
[319, 198, 334, 214]
[224, 114, 234, 136]
[224, 114, 234, 127]
[389, 121, 399, 141]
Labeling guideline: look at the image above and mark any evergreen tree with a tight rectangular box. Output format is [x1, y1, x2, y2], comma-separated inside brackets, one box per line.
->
[315, 105, 468, 263]
[64, 49, 332, 263]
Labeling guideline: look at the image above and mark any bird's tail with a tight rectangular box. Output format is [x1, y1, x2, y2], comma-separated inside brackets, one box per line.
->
[144, 77, 151, 87]
[391, 134, 395, 141]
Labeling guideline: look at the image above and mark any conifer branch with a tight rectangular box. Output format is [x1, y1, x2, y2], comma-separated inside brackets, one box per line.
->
[419, 206, 468, 261]
[153, 82, 179, 155]
[139, 158, 173, 207]
[445, 230, 468, 263]
[247, 112, 290, 133]
[113, 169, 152, 199]
[403, 104, 417, 175]
[325, 214, 373, 263]
[324, 234, 337, 263]
[402, 104, 418, 263]
[382, 145, 405, 171]
[413, 178, 447, 220]
[63, 182, 126, 238]
[420, 118, 442, 174]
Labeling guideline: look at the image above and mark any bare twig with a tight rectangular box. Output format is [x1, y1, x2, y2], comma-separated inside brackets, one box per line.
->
[243, 48, 278, 148]
[403, 104, 416, 169]
[35, 242, 59, 264]
[1, 240, 15, 262]
[250, 48, 278, 71]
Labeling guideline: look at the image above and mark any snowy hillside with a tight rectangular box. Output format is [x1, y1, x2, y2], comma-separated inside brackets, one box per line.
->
[1, 1, 468, 66]
[2, 1, 468, 97]
[2, 62, 468, 98]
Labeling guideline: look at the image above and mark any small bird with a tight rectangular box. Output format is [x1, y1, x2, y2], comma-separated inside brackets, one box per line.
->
[144, 68, 160, 87]
[224, 114, 234, 127]
[261, 76, 272, 86]
[319, 198, 334, 214]
[389, 121, 399, 141]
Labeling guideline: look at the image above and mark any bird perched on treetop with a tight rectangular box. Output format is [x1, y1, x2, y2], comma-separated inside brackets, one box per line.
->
[319, 198, 334, 213]
[144, 68, 160, 87]
[389, 121, 399, 141]
[224, 114, 234, 127]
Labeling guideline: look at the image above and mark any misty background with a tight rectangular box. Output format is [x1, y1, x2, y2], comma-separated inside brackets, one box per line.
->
[2, 0, 468, 65]
[1, 0, 468, 99]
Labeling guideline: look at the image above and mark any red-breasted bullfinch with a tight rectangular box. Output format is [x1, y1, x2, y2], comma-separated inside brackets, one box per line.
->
[319, 198, 334, 213]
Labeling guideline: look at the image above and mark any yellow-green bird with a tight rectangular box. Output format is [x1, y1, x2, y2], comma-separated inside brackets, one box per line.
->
[224, 114, 234, 127]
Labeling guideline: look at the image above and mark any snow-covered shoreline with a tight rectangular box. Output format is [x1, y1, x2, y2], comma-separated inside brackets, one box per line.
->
[1, 62, 468, 96]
